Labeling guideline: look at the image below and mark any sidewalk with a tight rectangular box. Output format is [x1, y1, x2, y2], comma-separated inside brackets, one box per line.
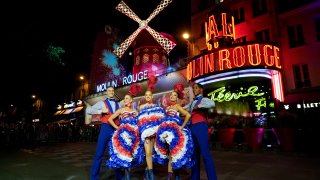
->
[0, 142, 319, 180]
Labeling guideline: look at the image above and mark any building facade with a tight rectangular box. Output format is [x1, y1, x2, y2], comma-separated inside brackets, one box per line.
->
[277, 1, 320, 125]
[189, 0, 320, 128]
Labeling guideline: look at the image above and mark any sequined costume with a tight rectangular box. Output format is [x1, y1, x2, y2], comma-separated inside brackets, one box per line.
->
[137, 104, 166, 142]
[154, 109, 195, 169]
[106, 110, 144, 169]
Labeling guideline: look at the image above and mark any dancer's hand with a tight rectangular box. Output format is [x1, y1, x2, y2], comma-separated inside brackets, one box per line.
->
[102, 109, 109, 114]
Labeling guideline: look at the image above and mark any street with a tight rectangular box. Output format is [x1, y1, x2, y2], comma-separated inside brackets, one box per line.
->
[0, 142, 319, 180]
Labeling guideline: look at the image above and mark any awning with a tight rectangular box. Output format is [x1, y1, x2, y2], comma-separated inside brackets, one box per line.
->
[63, 108, 74, 115]
[72, 106, 84, 113]
[54, 110, 62, 115]
[54, 110, 65, 116]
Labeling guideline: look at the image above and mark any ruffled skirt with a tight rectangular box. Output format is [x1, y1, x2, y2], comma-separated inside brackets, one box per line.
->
[154, 116, 195, 169]
[106, 120, 144, 169]
[138, 106, 165, 142]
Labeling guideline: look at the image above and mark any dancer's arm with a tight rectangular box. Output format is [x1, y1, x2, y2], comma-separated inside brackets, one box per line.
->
[108, 109, 122, 129]
[176, 105, 191, 129]
[198, 97, 215, 109]
[86, 101, 108, 114]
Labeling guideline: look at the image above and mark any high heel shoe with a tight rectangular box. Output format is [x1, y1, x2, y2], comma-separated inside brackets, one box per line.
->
[124, 169, 131, 180]
[174, 170, 180, 180]
[148, 169, 154, 180]
[166, 172, 173, 180]
[144, 168, 150, 180]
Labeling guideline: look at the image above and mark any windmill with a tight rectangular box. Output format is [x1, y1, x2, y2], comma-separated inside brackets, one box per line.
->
[113, 0, 177, 59]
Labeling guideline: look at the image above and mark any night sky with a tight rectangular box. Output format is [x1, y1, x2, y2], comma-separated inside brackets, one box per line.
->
[0, 0, 191, 110]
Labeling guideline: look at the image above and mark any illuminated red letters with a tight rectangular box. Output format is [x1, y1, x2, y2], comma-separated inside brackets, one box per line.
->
[187, 44, 282, 81]
[205, 13, 235, 50]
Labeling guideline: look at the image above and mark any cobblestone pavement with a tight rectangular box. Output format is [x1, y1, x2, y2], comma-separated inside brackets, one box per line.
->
[0, 142, 319, 180]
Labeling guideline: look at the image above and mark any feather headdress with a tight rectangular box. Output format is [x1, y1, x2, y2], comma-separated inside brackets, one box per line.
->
[128, 84, 143, 97]
[174, 83, 185, 99]
[147, 75, 158, 93]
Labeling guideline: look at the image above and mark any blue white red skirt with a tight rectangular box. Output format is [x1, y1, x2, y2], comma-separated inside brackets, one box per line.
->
[154, 116, 195, 169]
[137, 105, 165, 142]
[106, 117, 144, 169]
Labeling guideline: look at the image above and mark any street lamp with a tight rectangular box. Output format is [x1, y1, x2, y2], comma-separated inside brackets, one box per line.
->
[182, 33, 189, 40]
[31, 94, 43, 123]
[182, 32, 192, 62]
[79, 75, 85, 99]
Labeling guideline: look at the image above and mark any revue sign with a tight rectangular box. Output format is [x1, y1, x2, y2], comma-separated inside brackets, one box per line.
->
[208, 86, 265, 102]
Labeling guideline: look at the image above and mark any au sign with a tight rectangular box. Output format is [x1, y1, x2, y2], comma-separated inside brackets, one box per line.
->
[205, 13, 235, 50]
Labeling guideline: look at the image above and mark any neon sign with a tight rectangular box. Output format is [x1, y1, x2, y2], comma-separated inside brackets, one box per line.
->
[205, 13, 235, 50]
[297, 102, 319, 109]
[96, 70, 148, 92]
[187, 44, 281, 80]
[284, 102, 320, 110]
[122, 70, 148, 85]
[208, 86, 265, 102]
[64, 101, 75, 108]
[255, 97, 266, 110]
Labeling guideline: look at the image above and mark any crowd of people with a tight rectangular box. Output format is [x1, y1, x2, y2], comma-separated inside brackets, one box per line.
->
[0, 121, 101, 150]
[86, 79, 218, 180]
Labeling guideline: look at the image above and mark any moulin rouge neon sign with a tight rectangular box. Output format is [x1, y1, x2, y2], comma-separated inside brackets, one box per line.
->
[96, 70, 148, 93]
[187, 44, 282, 80]
[187, 13, 282, 81]
[208, 86, 265, 102]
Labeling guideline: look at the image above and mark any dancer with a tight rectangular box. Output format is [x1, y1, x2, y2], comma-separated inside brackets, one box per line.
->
[187, 83, 218, 180]
[154, 83, 194, 180]
[106, 94, 144, 180]
[137, 75, 165, 180]
[85, 86, 123, 180]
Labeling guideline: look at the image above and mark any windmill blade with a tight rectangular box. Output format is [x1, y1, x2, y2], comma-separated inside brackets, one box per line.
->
[146, 0, 173, 23]
[113, 28, 143, 58]
[145, 26, 176, 54]
[115, 1, 142, 24]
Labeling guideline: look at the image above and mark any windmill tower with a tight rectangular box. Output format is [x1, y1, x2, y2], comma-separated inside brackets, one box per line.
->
[113, 0, 177, 76]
